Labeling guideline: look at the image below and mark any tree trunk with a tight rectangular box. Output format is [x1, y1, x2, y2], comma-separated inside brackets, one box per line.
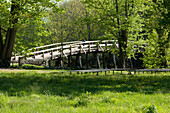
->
[0, 0, 18, 68]
[118, 29, 128, 68]
[0, 28, 17, 67]
[115, 0, 128, 68]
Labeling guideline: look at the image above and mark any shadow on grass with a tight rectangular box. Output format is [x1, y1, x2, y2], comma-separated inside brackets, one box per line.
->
[0, 72, 169, 96]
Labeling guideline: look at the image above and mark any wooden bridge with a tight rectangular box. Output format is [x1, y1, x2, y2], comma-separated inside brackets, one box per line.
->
[11, 40, 119, 69]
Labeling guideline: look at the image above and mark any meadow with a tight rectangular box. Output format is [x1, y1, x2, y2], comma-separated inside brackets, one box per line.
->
[0, 70, 169, 113]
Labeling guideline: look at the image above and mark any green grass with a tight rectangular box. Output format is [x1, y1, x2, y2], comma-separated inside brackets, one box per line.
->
[0, 70, 169, 113]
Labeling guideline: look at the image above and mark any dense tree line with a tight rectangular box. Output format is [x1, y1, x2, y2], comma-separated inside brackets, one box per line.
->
[0, 0, 169, 68]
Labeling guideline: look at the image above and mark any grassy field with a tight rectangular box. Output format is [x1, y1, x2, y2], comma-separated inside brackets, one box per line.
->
[0, 70, 169, 113]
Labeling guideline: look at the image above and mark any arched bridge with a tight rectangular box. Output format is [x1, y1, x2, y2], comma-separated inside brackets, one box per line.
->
[11, 40, 119, 69]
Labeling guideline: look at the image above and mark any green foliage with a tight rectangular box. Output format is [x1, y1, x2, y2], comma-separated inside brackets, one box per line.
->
[81, 0, 150, 68]
[143, 0, 170, 68]
[143, 29, 169, 68]
[10, 63, 44, 69]
[22, 64, 44, 69]
[14, 19, 52, 55]
[0, 0, 61, 29]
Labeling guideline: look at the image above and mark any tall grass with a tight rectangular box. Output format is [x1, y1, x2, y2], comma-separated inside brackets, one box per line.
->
[0, 71, 169, 113]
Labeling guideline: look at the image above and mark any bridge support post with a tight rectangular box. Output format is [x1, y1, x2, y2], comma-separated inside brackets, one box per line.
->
[19, 57, 24, 67]
[79, 44, 82, 69]
[102, 52, 105, 69]
[96, 44, 101, 68]
[60, 58, 63, 68]
[79, 55, 82, 68]
[48, 60, 51, 67]
[113, 54, 117, 69]
[76, 55, 79, 68]
[68, 56, 71, 69]
[86, 53, 88, 69]
[92, 53, 96, 68]
[60, 42, 63, 68]
[68, 45, 72, 69]
[96, 53, 100, 68]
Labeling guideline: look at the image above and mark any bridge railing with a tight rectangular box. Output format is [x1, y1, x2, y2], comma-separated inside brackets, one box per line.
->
[29, 40, 114, 56]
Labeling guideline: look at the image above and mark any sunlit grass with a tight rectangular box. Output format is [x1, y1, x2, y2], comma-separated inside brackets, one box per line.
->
[0, 70, 169, 113]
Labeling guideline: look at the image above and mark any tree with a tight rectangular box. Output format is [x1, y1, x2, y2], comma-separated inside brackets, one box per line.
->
[82, 0, 148, 68]
[0, 0, 61, 67]
[48, 0, 86, 42]
[47, 0, 105, 43]
[143, 29, 169, 68]
[143, 0, 170, 68]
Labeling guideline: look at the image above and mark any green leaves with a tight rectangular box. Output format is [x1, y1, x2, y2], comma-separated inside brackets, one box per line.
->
[143, 29, 169, 68]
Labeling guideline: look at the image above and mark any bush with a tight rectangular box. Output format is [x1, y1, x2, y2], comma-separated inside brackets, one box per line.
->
[22, 64, 44, 69]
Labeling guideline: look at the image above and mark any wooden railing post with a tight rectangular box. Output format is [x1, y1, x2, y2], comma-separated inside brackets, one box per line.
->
[42, 52, 45, 59]
[14, 54, 16, 60]
[34, 53, 36, 59]
[89, 42, 91, 52]
[79, 43, 82, 53]
[103, 52, 105, 69]
[70, 45, 72, 56]
[105, 41, 108, 51]
[97, 43, 99, 51]
[51, 50, 53, 60]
